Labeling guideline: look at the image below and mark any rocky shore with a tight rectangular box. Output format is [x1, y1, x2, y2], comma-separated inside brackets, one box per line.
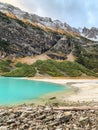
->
[0, 104, 98, 130]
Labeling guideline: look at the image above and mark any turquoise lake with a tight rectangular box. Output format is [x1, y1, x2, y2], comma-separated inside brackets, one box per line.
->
[0, 77, 68, 105]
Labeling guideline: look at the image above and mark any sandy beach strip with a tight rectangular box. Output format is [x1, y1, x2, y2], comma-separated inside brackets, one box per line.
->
[25, 77, 98, 102]
[25, 77, 98, 84]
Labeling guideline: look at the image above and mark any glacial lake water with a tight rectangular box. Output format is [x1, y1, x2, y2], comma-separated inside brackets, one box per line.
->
[0, 77, 68, 105]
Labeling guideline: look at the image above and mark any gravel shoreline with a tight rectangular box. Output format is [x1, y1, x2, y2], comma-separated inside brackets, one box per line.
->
[0, 103, 98, 130]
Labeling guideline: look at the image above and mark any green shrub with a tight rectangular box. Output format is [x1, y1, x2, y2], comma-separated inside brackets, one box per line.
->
[15, 62, 27, 67]
[33, 60, 63, 77]
[3, 59, 98, 77]
[74, 44, 98, 73]
[32, 60, 44, 67]
[0, 60, 11, 73]
[57, 61, 97, 77]
[76, 56, 98, 72]
[0, 66, 10, 72]
[32, 59, 98, 77]
[4, 65, 36, 77]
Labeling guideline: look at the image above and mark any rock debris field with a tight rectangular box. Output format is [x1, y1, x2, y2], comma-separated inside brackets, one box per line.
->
[0, 105, 98, 130]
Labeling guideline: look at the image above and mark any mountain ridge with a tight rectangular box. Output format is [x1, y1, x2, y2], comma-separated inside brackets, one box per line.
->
[0, 2, 98, 61]
[0, 2, 77, 31]
[1, 2, 98, 41]
[1, 11, 96, 60]
[0, 10, 96, 59]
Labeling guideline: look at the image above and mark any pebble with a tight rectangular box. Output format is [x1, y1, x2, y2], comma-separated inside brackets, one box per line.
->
[0, 126, 7, 130]
[0, 105, 97, 129]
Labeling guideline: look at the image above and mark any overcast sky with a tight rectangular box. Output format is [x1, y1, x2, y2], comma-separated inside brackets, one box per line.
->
[0, 0, 98, 28]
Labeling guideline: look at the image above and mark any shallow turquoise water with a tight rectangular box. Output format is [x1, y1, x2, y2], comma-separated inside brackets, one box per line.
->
[0, 77, 68, 105]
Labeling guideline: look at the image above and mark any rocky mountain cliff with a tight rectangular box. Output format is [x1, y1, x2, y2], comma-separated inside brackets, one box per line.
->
[1, 2, 98, 41]
[0, 2, 79, 34]
[0, 2, 98, 60]
[82, 27, 98, 41]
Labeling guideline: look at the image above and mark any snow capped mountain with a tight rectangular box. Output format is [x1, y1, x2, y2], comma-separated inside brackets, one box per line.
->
[0, 2, 79, 33]
[0, 2, 98, 41]
[81, 27, 98, 41]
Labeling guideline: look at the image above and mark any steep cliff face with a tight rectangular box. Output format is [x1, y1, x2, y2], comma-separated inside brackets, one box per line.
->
[1, 2, 98, 42]
[47, 36, 98, 59]
[82, 27, 98, 41]
[1, 11, 98, 60]
[0, 12, 62, 58]
[0, 3, 98, 60]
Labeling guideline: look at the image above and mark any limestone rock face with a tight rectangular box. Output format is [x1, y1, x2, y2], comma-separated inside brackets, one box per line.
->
[0, 12, 62, 58]
[82, 27, 98, 40]
[1, 2, 98, 42]
[0, 2, 98, 60]
[0, 2, 79, 34]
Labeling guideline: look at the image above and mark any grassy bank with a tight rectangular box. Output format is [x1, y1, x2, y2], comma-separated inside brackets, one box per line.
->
[1, 59, 98, 77]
